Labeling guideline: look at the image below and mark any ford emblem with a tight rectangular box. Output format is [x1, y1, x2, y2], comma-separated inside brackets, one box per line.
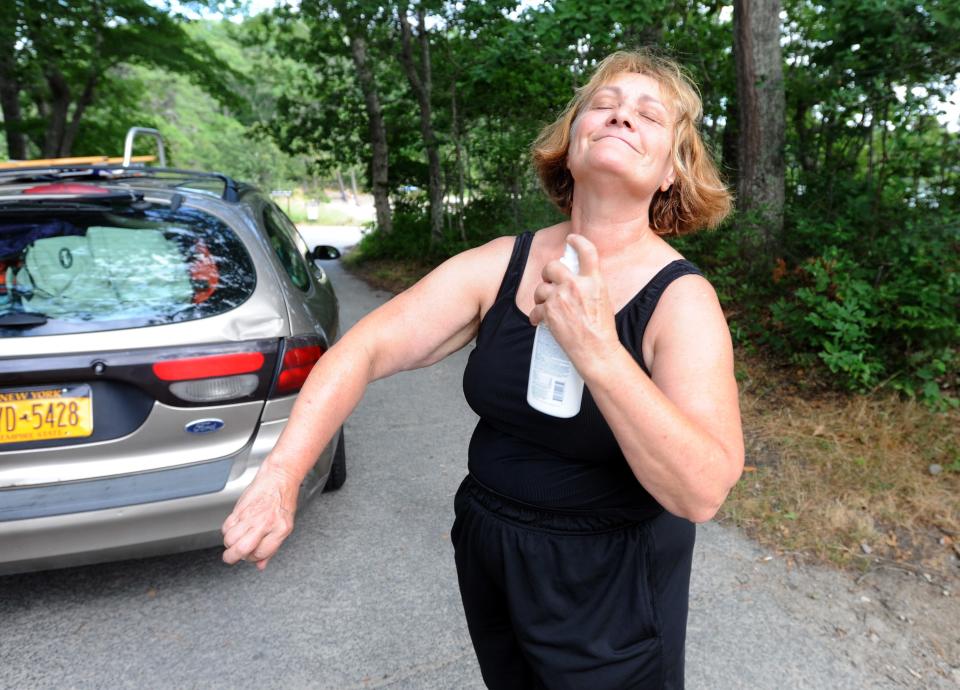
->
[185, 418, 225, 434]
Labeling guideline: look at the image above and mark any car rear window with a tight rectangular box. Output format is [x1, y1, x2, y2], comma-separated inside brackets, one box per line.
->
[0, 206, 256, 337]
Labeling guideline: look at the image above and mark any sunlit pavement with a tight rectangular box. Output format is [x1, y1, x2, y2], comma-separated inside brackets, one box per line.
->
[297, 224, 370, 255]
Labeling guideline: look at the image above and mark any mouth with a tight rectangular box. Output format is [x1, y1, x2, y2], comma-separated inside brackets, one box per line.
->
[595, 135, 639, 152]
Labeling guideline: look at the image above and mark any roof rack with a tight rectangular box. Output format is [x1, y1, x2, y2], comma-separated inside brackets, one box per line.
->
[0, 155, 156, 170]
[0, 127, 243, 202]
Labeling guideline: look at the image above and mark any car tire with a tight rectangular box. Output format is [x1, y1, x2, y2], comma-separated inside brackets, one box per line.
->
[323, 428, 346, 492]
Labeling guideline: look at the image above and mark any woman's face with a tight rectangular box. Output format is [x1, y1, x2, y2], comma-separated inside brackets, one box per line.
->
[566, 72, 677, 197]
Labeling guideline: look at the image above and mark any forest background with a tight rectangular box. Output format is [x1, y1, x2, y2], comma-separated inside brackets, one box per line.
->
[1, 0, 958, 573]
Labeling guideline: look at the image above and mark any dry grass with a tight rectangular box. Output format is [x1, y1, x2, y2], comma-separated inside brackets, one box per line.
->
[723, 349, 960, 577]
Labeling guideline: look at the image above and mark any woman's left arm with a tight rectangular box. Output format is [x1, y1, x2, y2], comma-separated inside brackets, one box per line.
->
[531, 235, 744, 523]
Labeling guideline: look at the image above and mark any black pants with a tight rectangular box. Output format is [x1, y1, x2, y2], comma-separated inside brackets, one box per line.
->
[451, 475, 695, 690]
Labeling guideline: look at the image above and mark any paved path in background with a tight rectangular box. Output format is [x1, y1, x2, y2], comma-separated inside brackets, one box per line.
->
[1, 259, 955, 689]
[297, 224, 369, 255]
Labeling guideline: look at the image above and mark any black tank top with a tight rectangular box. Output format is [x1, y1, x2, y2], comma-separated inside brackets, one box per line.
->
[462, 231, 704, 520]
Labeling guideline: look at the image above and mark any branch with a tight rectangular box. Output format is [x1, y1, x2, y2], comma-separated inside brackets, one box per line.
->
[417, 6, 431, 97]
[396, 7, 425, 101]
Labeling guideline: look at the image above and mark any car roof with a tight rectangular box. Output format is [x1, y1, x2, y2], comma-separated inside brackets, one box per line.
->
[0, 163, 256, 203]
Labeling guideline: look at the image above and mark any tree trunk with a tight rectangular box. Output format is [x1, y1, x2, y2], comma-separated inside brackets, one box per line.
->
[348, 33, 392, 234]
[41, 69, 71, 158]
[349, 168, 360, 206]
[793, 98, 814, 175]
[0, 76, 26, 160]
[0, 45, 26, 160]
[60, 70, 99, 157]
[336, 169, 347, 202]
[733, 0, 785, 253]
[450, 78, 466, 242]
[0, 4, 27, 160]
[397, 6, 444, 244]
[721, 91, 739, 179]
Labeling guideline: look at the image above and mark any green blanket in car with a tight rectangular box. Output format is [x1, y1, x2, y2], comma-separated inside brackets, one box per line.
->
[21, 227, 193, 319]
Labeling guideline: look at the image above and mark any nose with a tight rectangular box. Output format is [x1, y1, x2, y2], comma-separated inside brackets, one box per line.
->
[607, 107, 633, 130]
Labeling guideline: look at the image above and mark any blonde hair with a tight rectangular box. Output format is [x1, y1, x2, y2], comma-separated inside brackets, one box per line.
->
[531, 49, 732, 236]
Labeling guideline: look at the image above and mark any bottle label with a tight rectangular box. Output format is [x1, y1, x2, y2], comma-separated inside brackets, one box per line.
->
[530, 326, 571, 406]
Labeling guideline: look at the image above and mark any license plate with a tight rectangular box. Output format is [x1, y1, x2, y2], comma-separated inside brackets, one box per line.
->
[0, 384, 94, 444]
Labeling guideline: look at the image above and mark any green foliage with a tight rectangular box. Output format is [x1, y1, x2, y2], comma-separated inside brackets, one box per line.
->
[354, 192, 563, 263]
[1, 0, 245, 157]
[766, 225, 958, 405]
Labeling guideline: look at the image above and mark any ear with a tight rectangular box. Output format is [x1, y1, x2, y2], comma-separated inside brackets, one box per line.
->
[660, 167, 676, 193]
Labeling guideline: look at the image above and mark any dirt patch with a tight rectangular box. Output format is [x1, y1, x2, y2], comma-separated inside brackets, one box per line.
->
[342, 256, 433, 295]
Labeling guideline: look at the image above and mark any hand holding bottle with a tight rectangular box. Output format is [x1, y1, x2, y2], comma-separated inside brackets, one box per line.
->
[528, 234, 621, 386]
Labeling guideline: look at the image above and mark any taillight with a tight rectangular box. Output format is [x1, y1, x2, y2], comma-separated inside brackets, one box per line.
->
[152, 352, 264, 381]
[153, 351, 265, 403]
[272, 336, 325, 396]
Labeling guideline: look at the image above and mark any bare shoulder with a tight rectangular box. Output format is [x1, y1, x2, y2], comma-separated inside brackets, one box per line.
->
[462, 234, 518, 313]
[395, 234, 517, 323]
[353, 234, 519, 377]
[407, 234, 514, 294]
[642, 271, 732, 375]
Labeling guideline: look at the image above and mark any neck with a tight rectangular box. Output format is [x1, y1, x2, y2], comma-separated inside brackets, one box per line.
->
[567, 184, 656, 256]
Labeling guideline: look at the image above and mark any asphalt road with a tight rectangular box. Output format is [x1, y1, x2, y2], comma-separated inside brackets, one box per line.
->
[0, 258, 946, 689]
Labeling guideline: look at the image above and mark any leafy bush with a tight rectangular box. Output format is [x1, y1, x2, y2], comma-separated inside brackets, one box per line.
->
[674, 197, 959, 409]
[351, 191, 563, 263]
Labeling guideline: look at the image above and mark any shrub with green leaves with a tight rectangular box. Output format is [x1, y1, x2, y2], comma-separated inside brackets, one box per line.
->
[766, 220, 958, 407]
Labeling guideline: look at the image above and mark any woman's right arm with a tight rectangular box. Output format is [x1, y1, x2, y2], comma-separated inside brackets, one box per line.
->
[220, 236, 514, 569]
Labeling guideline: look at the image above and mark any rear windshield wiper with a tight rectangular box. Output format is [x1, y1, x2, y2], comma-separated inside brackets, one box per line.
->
[0, 310, 47, 327]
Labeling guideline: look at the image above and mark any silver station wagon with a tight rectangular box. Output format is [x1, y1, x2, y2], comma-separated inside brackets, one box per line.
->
[0, 129, 344, 575]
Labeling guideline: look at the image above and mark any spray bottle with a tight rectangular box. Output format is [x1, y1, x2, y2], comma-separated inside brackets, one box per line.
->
[526, 241, 585, 418]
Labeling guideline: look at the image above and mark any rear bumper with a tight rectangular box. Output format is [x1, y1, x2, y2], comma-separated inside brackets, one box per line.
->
[0, 418, 338, 576]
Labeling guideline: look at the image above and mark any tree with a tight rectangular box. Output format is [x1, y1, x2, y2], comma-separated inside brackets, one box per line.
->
[396, 2, 443, 243]
[283, 0, 394, 233]
[733, 0, 786, 252]
[0, 0, 241, 160]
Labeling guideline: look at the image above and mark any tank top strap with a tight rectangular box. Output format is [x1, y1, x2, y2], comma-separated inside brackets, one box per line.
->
[619, 259, 703, 374]
[493, 231, 533, 302]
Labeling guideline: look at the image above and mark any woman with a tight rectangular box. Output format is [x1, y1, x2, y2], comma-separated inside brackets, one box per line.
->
[222, 49, 743, 689]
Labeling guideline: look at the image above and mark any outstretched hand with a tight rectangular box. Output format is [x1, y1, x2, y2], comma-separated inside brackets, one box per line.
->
[221, 467, 299, 571]
[528, 234, 621, 373]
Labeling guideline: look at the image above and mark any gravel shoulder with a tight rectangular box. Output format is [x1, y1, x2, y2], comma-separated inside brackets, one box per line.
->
[689, 521, 958, 688]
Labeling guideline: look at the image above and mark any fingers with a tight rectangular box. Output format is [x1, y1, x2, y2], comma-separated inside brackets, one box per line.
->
[532, 280, 554, 307]
[528, 303, 543, 327]
[565, 234, 600, 276]
[222, 522, 260, 565]
[541, 259, 572, 285]
[223, 522, 284, 567]
[250, 530, 287, 564]
[222, 517, 254, 558]
[221, 492, 295, 568]
[221, 509, 240, 536]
